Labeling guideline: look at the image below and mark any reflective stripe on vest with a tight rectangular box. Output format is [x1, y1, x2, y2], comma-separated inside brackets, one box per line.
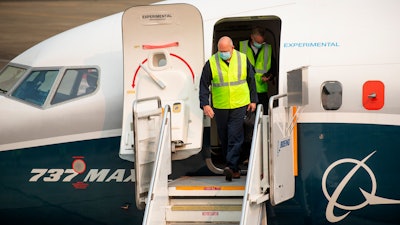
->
[239, 40, 271, 74]
[240, 40, 272, 93]
[213, 52, 245, 87]
[209, 50, 250, 109]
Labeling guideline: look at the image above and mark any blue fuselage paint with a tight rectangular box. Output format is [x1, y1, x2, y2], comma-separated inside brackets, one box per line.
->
[0, 136, 209, 225]
[0, 137, 143, 225]
[268, 123, 400, 225]
[2, 124, 400, 225]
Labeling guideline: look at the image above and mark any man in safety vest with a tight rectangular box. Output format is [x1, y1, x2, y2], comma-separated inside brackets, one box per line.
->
[199, 36, 258, 181]
[239, 26, 275, 115]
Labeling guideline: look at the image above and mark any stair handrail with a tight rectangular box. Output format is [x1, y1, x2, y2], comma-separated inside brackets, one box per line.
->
[142, 104, 172, 225]
[240, 104, 268, 225]
[133, 96, 163, 210]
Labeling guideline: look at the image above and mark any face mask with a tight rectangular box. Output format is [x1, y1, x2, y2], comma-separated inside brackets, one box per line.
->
[219, 51, 231, 60]
[253, 41, 263, 49]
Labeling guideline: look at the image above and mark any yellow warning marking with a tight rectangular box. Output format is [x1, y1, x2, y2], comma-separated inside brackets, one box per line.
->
[175, 186, 245, 191]
[127, 90, 136, 94]
[171, 205, 242, 211]
[292, 106, 298, 176]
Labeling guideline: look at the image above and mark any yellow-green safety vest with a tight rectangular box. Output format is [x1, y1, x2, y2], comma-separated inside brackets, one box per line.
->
[209, 50, 250, 109]
[239, 40, 271, 93]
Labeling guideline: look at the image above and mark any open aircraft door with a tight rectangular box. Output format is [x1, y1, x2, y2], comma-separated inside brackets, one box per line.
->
[268, 68, 307, 205]
[119, 4, 204, 209]
[268, 95, 295, 206]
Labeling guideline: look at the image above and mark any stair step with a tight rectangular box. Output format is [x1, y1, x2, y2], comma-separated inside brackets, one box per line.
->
[166, 205, 242, 223]
[168, 223, 239, 225]
[168, 176, 246, 197]
[171, 204, 242, 211]
[170, 198, 243, 206]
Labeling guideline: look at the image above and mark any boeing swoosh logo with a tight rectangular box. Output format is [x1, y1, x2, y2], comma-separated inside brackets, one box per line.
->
[322, 151, 400, 223]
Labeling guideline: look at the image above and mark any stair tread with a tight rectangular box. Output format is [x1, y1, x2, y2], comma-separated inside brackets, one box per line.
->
[171, 204, 242, 211]
[168, 176, 246, 196]
[169, 176, 246, 189]
[166, 208, 241, 223]
[168, 223, 239, 225]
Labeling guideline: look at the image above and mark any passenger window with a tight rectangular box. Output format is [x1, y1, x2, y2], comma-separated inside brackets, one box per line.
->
[0, 66, 27, 93]
[51, 68, 98, 104]
[321, 81, 342, 110]
[12, 70, 58, 106]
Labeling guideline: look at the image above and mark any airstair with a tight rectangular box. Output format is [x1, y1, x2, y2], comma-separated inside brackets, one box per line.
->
[119, 71, 302, 224]
[135, 102, 275, 225]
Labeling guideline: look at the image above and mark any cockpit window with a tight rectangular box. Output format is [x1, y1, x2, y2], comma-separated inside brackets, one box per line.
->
[12, 70, 58, 106]
[51, 68, 98, 105]
[0, 66, 27, 94]
[321, 81, 342, 110]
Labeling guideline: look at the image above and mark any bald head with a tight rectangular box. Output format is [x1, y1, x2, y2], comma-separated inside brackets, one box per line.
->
[218, 36, 234, 52]
[217, 36, 234, 61]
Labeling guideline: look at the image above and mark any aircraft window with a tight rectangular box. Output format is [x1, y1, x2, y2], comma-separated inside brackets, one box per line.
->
[51, 68, 98, 104]
[11, 70, 58, 106]
[321, 81, 342, 110]
[0, 65, 27, 94]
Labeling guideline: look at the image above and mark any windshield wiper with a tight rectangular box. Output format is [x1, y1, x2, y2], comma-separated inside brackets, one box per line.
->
[0, 88, 8, 93]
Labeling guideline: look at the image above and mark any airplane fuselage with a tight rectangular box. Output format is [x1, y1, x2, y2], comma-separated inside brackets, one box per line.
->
[1, 0, 400, 224]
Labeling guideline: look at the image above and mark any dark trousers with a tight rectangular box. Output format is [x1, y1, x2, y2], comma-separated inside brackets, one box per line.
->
[214, 106, 246, 172]
[257, 92, 269, 115]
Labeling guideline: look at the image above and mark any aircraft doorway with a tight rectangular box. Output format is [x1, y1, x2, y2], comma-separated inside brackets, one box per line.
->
[208, 16, 282, 170]
[213, 16, 281, 102]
